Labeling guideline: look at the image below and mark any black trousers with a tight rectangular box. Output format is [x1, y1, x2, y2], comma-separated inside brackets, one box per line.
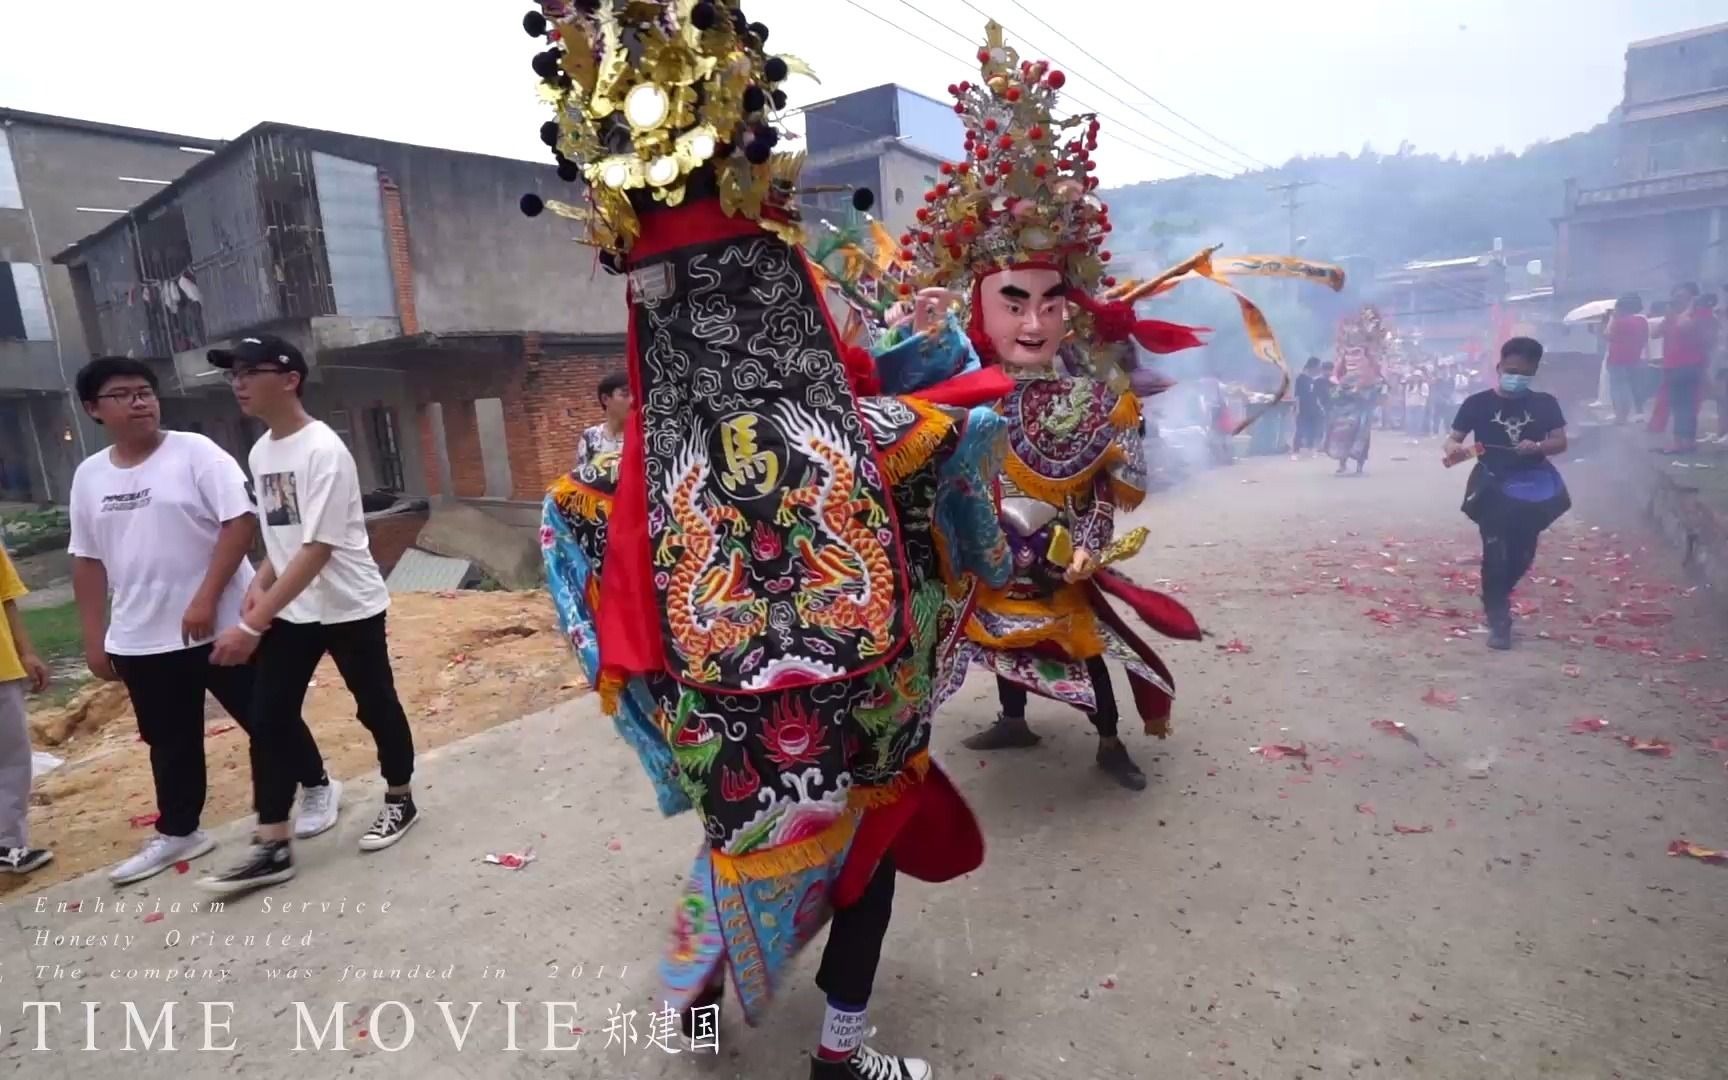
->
[252, 612, 415, 824]
[1480, 525, 1541, 615]
[1293, 407, 1324, 450]
[997, 655, 1120, 737]
[111, 645, 317, 838]
[815, 855, 896, 1007]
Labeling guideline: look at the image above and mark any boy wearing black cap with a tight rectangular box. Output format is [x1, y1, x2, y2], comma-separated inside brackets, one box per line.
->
[199, 336, 419, 895]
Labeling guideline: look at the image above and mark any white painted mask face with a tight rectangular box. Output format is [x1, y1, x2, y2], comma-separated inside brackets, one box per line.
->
[979, 267, 1068, 369]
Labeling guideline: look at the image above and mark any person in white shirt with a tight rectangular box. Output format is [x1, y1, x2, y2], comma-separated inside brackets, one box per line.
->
[197, 336, 418, 896]
[572, 371, 629, 471]
[69, 358, 330, 886]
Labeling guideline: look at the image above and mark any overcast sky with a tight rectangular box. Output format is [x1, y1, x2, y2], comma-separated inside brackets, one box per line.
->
[4, 1, 1723, 184]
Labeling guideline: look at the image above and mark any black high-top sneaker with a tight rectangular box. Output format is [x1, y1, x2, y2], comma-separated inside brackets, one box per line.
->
[809, 1043, 933, 1080]
[196, 839, 294, 896]
[961, 712, 1041, 751]
[1096, 737, 1148, 791]
[1484, 599, 1513, 651]
[680, 978, 724, 1044]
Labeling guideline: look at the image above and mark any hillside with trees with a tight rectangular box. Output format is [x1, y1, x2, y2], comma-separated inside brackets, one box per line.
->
[1104, 125, 1618, 373]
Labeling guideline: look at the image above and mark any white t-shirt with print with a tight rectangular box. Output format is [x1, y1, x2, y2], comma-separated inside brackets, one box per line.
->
[248, 420, 389, 626]
[68, 431, 256, 656]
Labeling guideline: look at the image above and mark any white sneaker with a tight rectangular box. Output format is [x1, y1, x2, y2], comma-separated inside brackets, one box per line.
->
[294, 780, 343, 839]
[109, 831, 216, 886]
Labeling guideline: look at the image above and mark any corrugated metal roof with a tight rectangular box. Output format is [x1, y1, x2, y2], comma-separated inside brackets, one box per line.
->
[385, 548, 472, 594]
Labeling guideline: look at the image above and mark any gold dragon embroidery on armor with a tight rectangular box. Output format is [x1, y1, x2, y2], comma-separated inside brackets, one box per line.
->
[772, 404, 896, 657]
[656, 443, 768, 680]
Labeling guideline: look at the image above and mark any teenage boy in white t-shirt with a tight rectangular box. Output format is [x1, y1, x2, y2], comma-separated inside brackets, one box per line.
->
[198, 336, 418, 896]
[69, 358, 331, 886]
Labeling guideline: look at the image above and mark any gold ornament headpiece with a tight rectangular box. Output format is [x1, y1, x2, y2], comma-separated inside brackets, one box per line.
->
[518, 1, 831, 257]
[900, 22, 1112, 296]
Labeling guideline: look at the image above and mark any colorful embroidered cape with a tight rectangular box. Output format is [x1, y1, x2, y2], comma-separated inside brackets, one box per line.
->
[542, 196, 1010, 1026]
[960, 372, 1201, 736]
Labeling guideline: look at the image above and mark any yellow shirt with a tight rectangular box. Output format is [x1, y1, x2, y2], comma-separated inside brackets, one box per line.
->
[0, 547, 28, 683]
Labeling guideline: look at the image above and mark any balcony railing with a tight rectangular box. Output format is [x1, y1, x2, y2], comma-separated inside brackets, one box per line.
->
[76, 130, 339, 359]
[1572, 166, 1728, 209]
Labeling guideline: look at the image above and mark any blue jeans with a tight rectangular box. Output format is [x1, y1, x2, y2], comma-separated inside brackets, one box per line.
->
[1607, 365, 1639, 421]
[1669, 366, 1705, 445]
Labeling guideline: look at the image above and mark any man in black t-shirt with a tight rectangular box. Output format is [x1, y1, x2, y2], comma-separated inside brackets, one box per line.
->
[1443, 337, 1570, 650]
[1292, 358, 1326, 456]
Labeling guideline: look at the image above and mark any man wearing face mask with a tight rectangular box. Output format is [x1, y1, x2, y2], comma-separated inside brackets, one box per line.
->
[1443, 337, 1570, 650]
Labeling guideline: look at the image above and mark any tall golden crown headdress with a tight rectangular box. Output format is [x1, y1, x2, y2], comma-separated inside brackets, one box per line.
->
[517, 2, 848, 258]
[901, 22, 1113, 296]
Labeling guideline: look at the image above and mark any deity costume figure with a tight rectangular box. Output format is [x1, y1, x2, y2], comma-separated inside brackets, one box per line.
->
[900, 24, 1343, 790]
[1326, 306, 1392, 476]
[523, 5, 1012, 1078]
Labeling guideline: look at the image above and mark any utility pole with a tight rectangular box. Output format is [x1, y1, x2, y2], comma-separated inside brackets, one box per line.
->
[1267, 178, 1316, 315]
[1267, 178, 1315, 254]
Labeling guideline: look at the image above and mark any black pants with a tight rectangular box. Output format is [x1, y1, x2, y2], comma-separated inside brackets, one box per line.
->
[1480, 525, 1541, 615]
[252, 613, 415, 825]
[997, 655, 1120, 737]
[110, 645, 319, 838]
[815, 855, 896, 1007]
[1293, 407, 1324, 451]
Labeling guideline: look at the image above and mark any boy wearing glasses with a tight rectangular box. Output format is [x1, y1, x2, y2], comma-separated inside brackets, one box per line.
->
[199, 336, 418, 895]
[68, 358, 324, 885]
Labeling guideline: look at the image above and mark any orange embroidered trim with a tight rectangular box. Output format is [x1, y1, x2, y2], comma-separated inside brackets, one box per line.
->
[597, 670, 625, 716]
[549, 473, 613, 523]
[710, 812, 859, 884]
[877, 399, 955, 486]
[1108, 390, 1141, 432]
[1001, 443, 1123, 506]
[965, 584, 1104, 658]
[848, 750, 932, 810]
[1110, 476, 1147, 512]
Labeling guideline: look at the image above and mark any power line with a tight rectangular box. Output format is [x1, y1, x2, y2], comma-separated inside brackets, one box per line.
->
[840, 0, 1230, 179]
[916, 0, 1235, 178]
[953, 0, 1248, 177]
[1001, 0, 1276, 173]
[835, 0, 977, 69]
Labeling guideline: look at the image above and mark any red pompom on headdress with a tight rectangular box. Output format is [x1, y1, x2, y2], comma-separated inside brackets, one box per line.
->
[1066, 290, 1208, 355]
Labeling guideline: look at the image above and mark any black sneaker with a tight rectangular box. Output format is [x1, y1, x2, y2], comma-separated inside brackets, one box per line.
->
[1096, 738, 1148, 791]
[961, 713, 1041, 751]
[680, 980, 724, 1042]
[196, 840, 294, 896]
[810, 1044, 933, 1080]
[0, 847, 53, 874]
[1487, 622, 1513, 650]
[359, 797, 418, 852]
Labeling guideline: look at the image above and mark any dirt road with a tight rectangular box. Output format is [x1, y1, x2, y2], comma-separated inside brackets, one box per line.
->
[11, 590, 585, 894]
[5, 439, 1725, 1079]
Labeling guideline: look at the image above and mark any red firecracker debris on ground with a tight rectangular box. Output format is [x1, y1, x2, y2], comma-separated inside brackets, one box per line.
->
[1618, 736, 1674, 757]
[483, 848, 537, 870]
[1218, 638, 1253, 654]
[1355, 803, 1376, 816]
[1666, 840, 1727, 865]
[1371, 719, 1420, 744]
[1569, 716, 1609, 734]
[1252, 743, 1308, 761]
[1393, 823, 1434, 835]
[1421, 688, 1458, 707]
[128, 813, 160, 829]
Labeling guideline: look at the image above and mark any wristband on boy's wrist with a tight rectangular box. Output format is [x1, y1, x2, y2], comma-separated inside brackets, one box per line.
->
[235, 621, 264, 638]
